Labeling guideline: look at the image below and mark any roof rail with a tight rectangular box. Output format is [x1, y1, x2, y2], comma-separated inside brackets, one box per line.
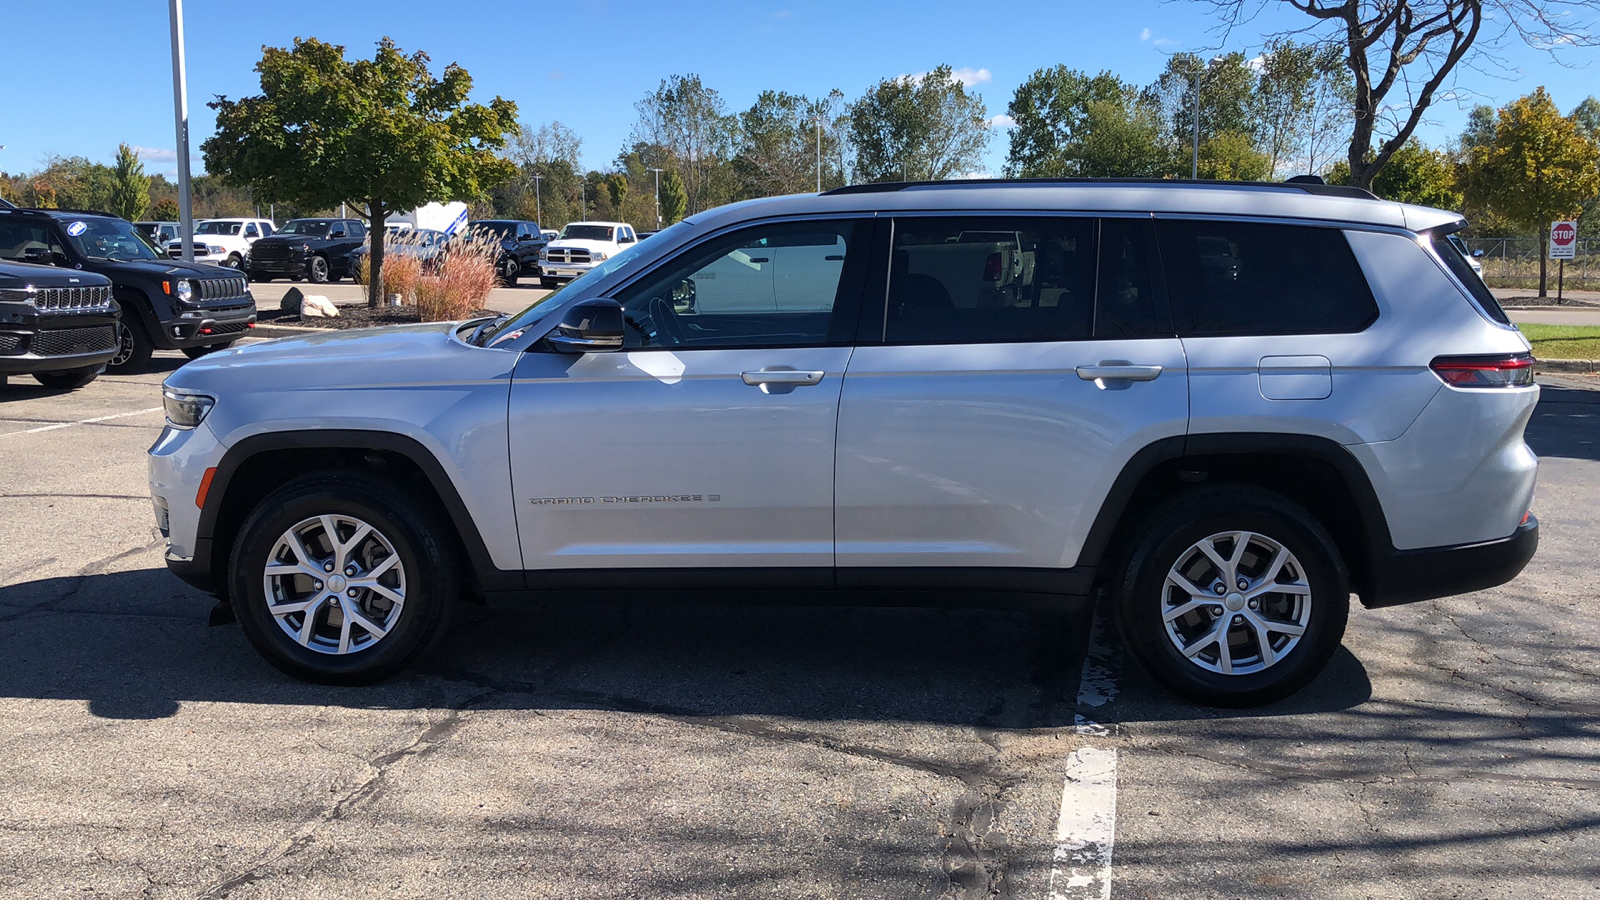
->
[0, 197, 14, 210]
[822, 177, 1378, 202]
[3, 206, 123, 218]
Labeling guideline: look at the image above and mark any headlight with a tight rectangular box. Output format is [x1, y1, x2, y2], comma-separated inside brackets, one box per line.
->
[175, 280, 194, 302]
[163, 388, 215, 429]
[590, 250, 608, 261]
[539, 249, 549, 260]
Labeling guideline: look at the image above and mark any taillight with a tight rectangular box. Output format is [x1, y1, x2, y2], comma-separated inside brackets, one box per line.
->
[1429, 353, 1535, 388]
[983, 252, 1002, 281]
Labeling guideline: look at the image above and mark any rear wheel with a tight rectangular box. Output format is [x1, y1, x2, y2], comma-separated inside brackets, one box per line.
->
[33, 365, 104, 390]
[1114, 486, 1349, 708]
[229, 473, 458, 684]
[107, 317, 153, 374]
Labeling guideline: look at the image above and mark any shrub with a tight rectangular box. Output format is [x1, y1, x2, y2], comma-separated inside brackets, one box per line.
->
[415, 234, 498, 322]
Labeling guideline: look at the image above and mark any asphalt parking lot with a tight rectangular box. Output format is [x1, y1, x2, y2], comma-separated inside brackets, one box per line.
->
[1, 345, 1597, 899]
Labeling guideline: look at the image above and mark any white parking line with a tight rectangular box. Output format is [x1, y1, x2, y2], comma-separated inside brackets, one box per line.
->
[1049, 606, 1121, 900]
[0, 407, 163, 437]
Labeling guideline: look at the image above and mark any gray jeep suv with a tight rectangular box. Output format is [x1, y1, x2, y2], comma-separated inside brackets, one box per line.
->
[150, 179, 1538, 706]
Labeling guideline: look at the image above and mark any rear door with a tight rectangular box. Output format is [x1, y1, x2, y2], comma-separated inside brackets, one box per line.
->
[834, 215, 1189, 580]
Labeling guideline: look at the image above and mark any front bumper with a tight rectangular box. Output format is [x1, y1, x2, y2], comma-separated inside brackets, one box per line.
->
[149, 419, 227, 594]
[0, 315, 120, 374]
[249, 255, 308, 277]
[157, 305, 258, 349]
[1362, 516, 1539, 608]
[538, 262, 595, 281]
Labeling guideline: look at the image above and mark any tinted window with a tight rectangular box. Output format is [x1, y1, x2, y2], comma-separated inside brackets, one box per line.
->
[1430, 230, 1510, 325]
[1157, 220, 1377, 335]
[885, 217, 1097, 344]
[1095, 218, 1160, 339]
[613, 220, 856, 350]
[0, 222, 59, 262]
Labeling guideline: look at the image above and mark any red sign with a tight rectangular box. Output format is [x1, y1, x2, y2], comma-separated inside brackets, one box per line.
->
[1552, 222, 1577, 245]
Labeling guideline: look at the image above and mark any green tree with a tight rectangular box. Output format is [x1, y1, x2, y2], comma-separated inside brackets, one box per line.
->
[23, 156, 114, 211]
[659, 169, 687, 225]
[629, 74, 737, 215]
[107, 144, 151, 222]
[733, 89, 847, 198]
[1462, 88, 1600, 295]
[152, 198, 180, 221]
[848, 65, 991, 183]
[1253, 40, 1351, 177]
[1197, 131, 1273, 181]
[1005, 67, 1167, 177]
[203, 37, 518, 307]
[1368, 138, 1461, 208]
[1148, 52, 1260, 175]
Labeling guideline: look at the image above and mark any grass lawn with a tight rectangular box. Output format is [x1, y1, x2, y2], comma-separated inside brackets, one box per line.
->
[1519, 323, 1600, 359]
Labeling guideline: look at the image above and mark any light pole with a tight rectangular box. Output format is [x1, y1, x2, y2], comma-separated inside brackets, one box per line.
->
[532, 174, 543, 228]
[0, 145, 7, 202]
[168, 0, 195, 262]
[580, 183, 587, 220]
[648, 167, 664, 229]
[812, 116, 823, 192]
[1189, 55, 1226, 180]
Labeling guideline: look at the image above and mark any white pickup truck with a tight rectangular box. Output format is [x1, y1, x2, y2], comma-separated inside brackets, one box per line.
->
[166, 218, 277, 270]
[538, 221, 638, 287]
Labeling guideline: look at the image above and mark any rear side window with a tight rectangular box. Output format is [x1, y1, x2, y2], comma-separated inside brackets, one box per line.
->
[1157, 220, 1378, 335]
[1429, 231, 1511, 325]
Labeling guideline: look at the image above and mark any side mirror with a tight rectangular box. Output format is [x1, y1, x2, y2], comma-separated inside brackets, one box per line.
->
[22, 246, 52, 263]
[547, 298, 625, 352]
[518, 233, 535, 242]
[1472, 249, 1485, 258]
[619, 235, 635, 244]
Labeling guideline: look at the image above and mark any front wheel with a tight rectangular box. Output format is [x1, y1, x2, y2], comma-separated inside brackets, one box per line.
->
[223, 253, 243, 269]
[107, 317, 154, 374]
[539, 277, 558, 288]
[1113, 486, 1349, 708]
[308, 256, 330, 284]
[229, 473, 458, 684]
[248, 270, 272, 283]
[499, 257, 520, 285]
[33, 365, 104, 390]
[181, 340, 237, 360]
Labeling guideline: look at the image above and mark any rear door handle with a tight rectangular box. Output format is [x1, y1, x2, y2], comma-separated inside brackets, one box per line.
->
[742, 369, 825, 386]
[1075, 362, 1164, 382]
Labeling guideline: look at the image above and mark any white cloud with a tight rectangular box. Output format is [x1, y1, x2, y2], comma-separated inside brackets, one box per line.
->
[1152, 37, 1178, 47]
[904, 66, 993, 88]
[988, 114, 1016, 129]
[955, 171, 993, 180]
[1140, 27, 1152, 40]
[772, 8, 791, 17]
[133, 146, 177, 163]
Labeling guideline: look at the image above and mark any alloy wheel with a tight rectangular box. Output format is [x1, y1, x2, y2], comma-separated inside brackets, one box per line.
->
[262, 514, 407, 655]
[1160, 530, 1312, 676]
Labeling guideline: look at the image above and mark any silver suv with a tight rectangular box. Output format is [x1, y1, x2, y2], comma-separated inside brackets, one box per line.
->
[149, 180, 1539, 706]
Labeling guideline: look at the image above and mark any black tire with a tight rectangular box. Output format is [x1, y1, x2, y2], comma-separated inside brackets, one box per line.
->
[500, 257, 520, 285]
[539, 277, 558, 288]
[249, 269, 272, 283]
[308, 256, 330, 284]
[33, 365, 104, 390]
[1113, 485, 1349, 708]
[107, 317, 154, 374]
[223, 253, 243, 269]
[181, 340, 237, 360]
[229, 472, 459, 684]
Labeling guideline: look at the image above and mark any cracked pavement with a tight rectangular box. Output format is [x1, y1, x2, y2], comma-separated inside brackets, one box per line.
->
[2, 351, 1598, 898]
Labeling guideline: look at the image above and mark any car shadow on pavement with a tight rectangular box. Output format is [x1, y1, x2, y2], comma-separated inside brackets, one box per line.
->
[1528, 384, 1600, 462]
[0, 569, 1376, 727]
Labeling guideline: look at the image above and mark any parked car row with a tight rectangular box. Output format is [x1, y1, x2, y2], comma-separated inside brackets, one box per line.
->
[2, 203, 258, 384]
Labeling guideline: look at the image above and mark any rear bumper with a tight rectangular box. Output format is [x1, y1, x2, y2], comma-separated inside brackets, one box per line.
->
[1362, 516, 1539, 608]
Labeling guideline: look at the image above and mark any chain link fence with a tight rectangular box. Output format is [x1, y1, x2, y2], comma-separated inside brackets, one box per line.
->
[1463, 238, 1598, 291]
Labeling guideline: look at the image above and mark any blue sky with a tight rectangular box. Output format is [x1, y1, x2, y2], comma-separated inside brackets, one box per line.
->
[1, 0, 1596, 181]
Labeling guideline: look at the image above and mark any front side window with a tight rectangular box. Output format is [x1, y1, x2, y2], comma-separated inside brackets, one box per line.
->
[613, 220, 857, 350]
[1157, 219, 1378, 335]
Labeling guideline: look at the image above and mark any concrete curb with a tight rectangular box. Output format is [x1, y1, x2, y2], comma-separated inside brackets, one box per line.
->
[1535, 358, 1599, 374]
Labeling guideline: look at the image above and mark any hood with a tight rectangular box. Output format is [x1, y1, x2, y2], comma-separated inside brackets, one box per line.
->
[167, 321, 474, 393]
[96, 258, 241, 279]
[0, 260, 112, 288]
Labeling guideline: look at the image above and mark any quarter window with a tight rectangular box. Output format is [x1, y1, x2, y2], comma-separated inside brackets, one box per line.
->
[613, 220, 857, 350]
[1157, 219, 1378, 335]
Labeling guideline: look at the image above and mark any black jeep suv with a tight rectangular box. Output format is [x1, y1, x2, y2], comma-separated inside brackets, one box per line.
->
[0, 208, 256, 373]
[0, 260, 119, 389]
[469, 219, 546, 284]
[247, 218, 368, 284]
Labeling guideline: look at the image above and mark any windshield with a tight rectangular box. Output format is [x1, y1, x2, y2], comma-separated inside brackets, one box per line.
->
[472, 223, 518, 239]
[477, 219, 695, 347]
[62, 217, 162, 261]
[561, 224, 614, 241]
[196, 221, 243, 236]
[278, 220, 331, 236]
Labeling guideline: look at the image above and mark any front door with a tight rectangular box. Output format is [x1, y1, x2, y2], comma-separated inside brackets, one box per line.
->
[834, 216, 1190, 578]
[508, 217, 871, 577]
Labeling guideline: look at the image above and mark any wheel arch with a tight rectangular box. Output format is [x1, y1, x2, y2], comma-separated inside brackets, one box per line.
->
[1082, 433, 1393, 607]
[197, 430, 516, 601]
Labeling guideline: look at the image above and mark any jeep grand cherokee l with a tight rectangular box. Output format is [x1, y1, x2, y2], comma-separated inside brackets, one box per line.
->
[150, 179, 1539, 706]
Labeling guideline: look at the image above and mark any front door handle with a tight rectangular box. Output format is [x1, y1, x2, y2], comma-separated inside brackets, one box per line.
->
[1076, 362, 1163, 382]
[742, 369, 825, 387]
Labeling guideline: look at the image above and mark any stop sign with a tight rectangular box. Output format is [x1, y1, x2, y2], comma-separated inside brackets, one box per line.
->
[1551, 220, 1578, 259]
